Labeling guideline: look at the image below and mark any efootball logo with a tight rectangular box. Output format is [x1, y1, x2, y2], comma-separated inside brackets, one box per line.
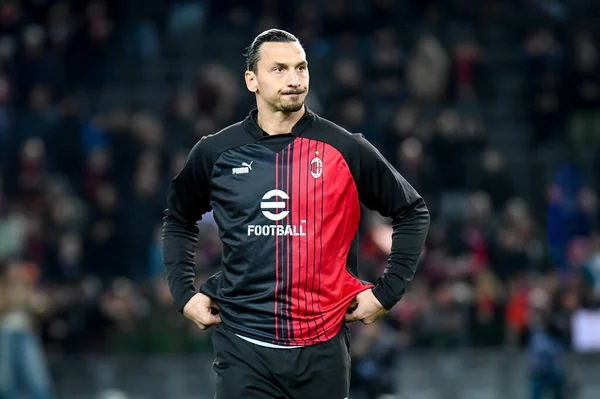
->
[260, 189, 289, 221]
[248, 189, 306, 236]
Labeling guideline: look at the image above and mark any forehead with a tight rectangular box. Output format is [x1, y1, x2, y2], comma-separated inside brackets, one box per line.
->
[258, 42, 306, 65]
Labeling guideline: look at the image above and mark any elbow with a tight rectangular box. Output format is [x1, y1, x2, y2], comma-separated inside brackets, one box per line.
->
[161, 209, 200, 241]
[161, 210, 179, 235]
[390, 195, 430, 236]
[404, 195, 430, 227]
[417, 196, 431, 229]
[162, 207, 195, 228]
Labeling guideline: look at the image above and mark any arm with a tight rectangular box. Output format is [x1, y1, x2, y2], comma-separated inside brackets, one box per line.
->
[162, 139, 213, 313]
[354, 134, 430, 310]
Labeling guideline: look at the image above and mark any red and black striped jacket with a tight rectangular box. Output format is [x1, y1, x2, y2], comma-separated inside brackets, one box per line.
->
[162, 107, 430, 346]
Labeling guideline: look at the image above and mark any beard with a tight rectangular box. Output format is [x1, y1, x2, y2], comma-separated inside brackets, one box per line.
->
[277, 92, 305, 113]
[279, 99, 304, 113]
[258, 88, 307, 113]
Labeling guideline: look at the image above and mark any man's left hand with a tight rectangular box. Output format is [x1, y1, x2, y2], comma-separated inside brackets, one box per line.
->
[345, 289, 387, 325]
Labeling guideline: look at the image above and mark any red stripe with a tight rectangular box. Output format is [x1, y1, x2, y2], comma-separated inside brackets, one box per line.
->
[274, 153, 279, 342]
[299, 138, 305, 340]
[316, 141, 328, 341]
[306, 140, 313, 338]
[307, 139, 318, 339]
[301, 139, 310, 340]
[293, 138, 304, 344]
[289, 140, 297, 342]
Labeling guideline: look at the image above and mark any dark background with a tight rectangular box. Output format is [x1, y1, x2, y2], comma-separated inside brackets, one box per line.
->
[1, 1, 600, 398]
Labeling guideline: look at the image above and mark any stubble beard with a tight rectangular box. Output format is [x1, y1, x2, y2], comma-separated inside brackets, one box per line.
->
[277, 93, 305, 113]
[280, 100, 304, 113]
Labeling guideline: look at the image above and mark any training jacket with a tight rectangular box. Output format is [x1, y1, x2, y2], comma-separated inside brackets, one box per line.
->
[162, 107, 430, 346]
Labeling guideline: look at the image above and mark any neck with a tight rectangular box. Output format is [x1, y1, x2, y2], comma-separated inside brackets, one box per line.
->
[256, 102, 305, 136]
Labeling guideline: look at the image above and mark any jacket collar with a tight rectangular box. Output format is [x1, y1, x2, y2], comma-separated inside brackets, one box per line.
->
[244, 106, 315, 140]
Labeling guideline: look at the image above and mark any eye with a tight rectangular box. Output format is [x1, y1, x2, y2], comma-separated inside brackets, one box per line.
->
[297, 65, 306, 71]
[273, 66, 284, 72]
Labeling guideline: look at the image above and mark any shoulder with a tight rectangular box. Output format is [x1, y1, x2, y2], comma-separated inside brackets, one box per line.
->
[309, 114, 374, 154]
[189, 120, 253, 159]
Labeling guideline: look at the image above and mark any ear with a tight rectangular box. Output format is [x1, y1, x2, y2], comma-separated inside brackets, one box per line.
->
[245, 70, 258, 93]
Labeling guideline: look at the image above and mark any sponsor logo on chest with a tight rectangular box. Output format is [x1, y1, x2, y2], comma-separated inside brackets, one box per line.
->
[248, 189, 306, 236]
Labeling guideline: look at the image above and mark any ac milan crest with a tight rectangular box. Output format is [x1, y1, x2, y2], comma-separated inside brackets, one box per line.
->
[310, 157, 323, 178]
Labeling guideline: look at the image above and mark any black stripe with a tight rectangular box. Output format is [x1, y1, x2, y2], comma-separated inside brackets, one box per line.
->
[274, 153, 279, 342]
[281, 149, 289, 340]
[278, 151, 285, 341]
[303, 140, 311, 340]
[311, 143, 318, 337]
[286, 144, 293, 341]
[292, 140, 306, 344]
[297, 138, 306, 345]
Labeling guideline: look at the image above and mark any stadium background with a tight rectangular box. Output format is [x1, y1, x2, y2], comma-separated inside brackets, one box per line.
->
[1, 0, 600, 398]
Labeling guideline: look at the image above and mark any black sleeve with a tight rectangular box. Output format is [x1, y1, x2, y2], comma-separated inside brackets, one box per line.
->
[162, 138, 214, 313]
[353, 134, 430, 310]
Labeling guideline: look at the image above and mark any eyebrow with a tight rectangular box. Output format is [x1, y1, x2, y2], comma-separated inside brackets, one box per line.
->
[272, 61, 308, 68]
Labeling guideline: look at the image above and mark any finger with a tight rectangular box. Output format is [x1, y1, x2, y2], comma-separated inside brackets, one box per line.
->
[362, 311, 386, 325]
[195, 321, 208, 330]
[348, 297, 358, 308]
[345, 310, 361, 322]
[344, 313, 356, 322]
[199, 312, 222, 327]
[209, 312, 222, 325]
[362, 317, 375, 325]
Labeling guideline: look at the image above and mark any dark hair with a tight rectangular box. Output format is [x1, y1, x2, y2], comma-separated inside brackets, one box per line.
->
[244, 29, 300, 73]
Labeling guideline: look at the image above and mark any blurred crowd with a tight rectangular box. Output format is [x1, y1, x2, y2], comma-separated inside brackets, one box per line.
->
[0, 0, 599, 375]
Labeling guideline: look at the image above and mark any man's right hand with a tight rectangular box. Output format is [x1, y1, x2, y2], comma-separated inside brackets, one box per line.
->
[183, 293, 222, 330]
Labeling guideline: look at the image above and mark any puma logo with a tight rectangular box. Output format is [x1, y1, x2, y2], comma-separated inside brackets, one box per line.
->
[233, 161, 253, 175]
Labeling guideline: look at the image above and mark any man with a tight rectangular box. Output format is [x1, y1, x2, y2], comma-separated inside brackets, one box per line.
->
[0, 262, 54, 399]
[162, 29, 430, 398]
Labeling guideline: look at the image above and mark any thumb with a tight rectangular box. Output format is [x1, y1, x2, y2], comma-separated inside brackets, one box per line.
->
[347, 298, 358, 312]
[345, 311, 361, 322]
[194, 320, 208, 330]
[208, 308, 222, 325]
[345, 303, 361, 323]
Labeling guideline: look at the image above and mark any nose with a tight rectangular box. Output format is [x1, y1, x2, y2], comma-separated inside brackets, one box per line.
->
[287, 70, 301, 87]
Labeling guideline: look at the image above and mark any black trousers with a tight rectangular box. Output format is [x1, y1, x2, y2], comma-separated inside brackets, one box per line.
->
[211, 323, 351, 399]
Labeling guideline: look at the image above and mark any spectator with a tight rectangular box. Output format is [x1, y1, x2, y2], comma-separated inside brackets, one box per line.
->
[0, 261, 55, 399]
[406, 35, 450, 102]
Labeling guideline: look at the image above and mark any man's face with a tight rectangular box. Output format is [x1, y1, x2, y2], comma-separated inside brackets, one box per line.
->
[246, 41, 309, 113]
